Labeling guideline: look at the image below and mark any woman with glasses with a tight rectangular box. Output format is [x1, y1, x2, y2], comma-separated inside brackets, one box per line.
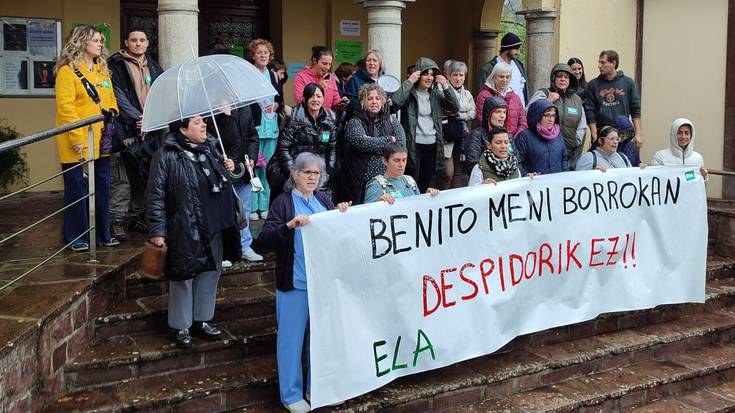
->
[576, 126, 635, 171]
[514, 99, 569, 176]
[267, 83, 336, 202]
[255, 152, 350, 413]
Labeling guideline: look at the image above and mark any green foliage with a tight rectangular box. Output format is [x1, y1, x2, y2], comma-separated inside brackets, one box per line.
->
[0, 119, 29, 192]
[501, 20, 527, 66]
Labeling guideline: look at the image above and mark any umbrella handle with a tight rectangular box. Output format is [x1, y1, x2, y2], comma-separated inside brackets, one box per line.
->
[230, 161, 246, 179]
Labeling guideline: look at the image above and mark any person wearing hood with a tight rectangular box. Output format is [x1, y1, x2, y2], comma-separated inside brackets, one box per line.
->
[528, 63, 587, 169]
[441, 60, 476, 188]
[651, 118, 707, 178]
[476, 32, 529, 106]
[344, 50, 384, 115]
[293, 46, 349, 112]
[463, 96, 508, 169]
[107, 28, 164, 242]
[339, 83, 405, 204]
[391, 57, 460, 192]
[514, 99, 569, 176]
[475, 62, 527, 137]
[584, 50, 642, 148]
[576, 126, 635, 171]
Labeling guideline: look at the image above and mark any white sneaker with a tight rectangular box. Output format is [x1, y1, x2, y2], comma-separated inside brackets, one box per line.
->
[305, 393, 343, 407]
[260, 211, 268, 220]
[249, 212, 260, 221]
[242, 247, 263, 262]
[285, 400, 310, 413]
[221, 260, 233, 269]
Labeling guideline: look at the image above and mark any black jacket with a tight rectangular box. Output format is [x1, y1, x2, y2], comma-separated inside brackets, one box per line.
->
[146, 133, 241, 281]
[108, 51, 164, 135]
[463, 96, 508, 165]
[267, 105, 336, 200]
[254, 190, 334, 292]
[204, 106, 260, 186]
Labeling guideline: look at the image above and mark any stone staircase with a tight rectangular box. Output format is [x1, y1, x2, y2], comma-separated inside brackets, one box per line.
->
[42, 205, 735, 413]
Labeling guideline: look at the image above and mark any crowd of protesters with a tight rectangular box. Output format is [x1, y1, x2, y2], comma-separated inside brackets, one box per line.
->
[54, 25, 708, 413]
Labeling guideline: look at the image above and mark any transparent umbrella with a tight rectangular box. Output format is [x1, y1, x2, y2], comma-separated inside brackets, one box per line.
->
[141, 53, 277, 158]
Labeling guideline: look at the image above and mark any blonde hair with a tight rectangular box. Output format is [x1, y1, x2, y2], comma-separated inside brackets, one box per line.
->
[358, 83, 387, 110]
[248, 38, 275, 61]
[55, 25, 109, 74]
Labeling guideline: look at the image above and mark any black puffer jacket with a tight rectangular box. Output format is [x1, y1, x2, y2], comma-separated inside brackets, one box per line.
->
[463, 95, 509, 165]
[146, 133, 241, 281]
[267, 105, 336, 199]
[204, 106, 260, 186]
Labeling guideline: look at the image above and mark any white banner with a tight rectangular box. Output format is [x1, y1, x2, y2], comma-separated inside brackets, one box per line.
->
[302, 166, 707, 408]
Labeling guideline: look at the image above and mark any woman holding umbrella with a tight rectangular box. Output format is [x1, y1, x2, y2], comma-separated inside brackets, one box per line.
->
[147, 115, 242, 348]
[267, 83, 337, 201]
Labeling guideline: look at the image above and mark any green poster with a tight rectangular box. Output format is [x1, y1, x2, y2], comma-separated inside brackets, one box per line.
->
[72, 22, 111, 49]
[335, 40, 363, 64]
[229, 45, 244, 58]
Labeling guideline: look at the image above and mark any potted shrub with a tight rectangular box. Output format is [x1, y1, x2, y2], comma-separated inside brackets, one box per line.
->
[0, 119, 29, 193]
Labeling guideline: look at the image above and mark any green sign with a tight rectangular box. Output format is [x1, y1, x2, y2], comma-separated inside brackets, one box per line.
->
[229, 44, 244, 58]
[72, 22, 111, 49]
[335, 40, 363, 64]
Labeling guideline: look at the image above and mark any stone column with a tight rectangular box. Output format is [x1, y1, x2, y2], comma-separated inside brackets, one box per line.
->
[473, 29, 501, 90]
[516, 8, 558, 95]
[158, 0, 199, 69]
[357, 0, 415, 78]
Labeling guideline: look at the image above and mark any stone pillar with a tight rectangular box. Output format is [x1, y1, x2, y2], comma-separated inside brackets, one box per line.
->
[158, 0, 199, 69]
[357, 0, 415, 78]
[473, 29, 501, 90]
[516, 8, 558, 95]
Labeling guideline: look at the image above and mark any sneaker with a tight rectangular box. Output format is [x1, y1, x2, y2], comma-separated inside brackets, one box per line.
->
[101, 237, 120, 247]
[70, 242, 89, 252]
[260, 211, 268, 220]
[110, 219, 128, 242]
[249, 212, 260, 221]
[222, 260, 233, 269]
[242, 247, 263, 262]
[305, 392, 343, 407]
[285, 400, 310, 413]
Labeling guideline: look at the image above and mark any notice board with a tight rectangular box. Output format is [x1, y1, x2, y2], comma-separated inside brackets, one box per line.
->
[0, 16, 62, 96]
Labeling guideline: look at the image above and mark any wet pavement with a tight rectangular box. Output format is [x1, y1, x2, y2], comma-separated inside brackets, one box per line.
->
[0, 191, 144, 350]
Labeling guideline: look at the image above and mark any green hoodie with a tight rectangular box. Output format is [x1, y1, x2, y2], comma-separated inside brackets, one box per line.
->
[392, 57, 460, 174]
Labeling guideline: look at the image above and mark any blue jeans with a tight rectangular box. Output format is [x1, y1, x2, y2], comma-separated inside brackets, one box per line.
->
[61, 157, 113, 245]
[235, 183, 253, 251]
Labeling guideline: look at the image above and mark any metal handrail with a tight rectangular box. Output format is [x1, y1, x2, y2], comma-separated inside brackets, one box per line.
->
[0, 115, 104, 154]
[0, 115, 103, 292]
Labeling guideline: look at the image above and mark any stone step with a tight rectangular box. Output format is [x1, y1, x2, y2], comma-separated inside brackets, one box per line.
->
[64, 315, 276, 389]
[49, 308, 735, 412]
[95, 284, 276, 340]
[44, 356, 277, 413]
[624, 378, 735, 412]
[125, 258, 276, 300]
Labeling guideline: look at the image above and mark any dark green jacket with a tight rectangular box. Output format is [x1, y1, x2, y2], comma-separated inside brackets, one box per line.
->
[392, 57, 460, 173]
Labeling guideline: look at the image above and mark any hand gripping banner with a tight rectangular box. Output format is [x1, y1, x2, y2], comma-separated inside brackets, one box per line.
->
[302, 166, 707, 408]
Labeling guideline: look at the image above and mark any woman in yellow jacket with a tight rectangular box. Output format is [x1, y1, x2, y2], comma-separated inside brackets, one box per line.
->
[55, 25, 120, 251]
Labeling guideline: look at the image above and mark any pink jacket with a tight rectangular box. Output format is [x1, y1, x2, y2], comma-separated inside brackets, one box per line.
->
[293, 65, 342, 111]
[475, 85, 528, 137]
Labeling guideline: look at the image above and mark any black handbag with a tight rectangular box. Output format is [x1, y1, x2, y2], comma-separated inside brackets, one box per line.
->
[72, 65, 127, 154]
[442, 116, 469, 144]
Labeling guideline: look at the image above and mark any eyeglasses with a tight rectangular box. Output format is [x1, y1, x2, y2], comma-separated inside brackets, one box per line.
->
[299, 170, 321, 177]
[542, 113, 557, 119]
[603, 137, 622, 143]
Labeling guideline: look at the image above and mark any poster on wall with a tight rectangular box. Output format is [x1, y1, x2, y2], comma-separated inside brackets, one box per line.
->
[0, 17, 61, 96]
[335, 40, 363, 64]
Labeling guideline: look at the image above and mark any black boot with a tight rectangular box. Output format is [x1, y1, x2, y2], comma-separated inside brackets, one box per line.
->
[110, 219, 128, 242]
[191, 321, 223, 340]
[174, 328, 192, 348]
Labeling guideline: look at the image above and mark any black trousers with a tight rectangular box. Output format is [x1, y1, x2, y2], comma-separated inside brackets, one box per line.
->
[407, 143, 437, 193]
